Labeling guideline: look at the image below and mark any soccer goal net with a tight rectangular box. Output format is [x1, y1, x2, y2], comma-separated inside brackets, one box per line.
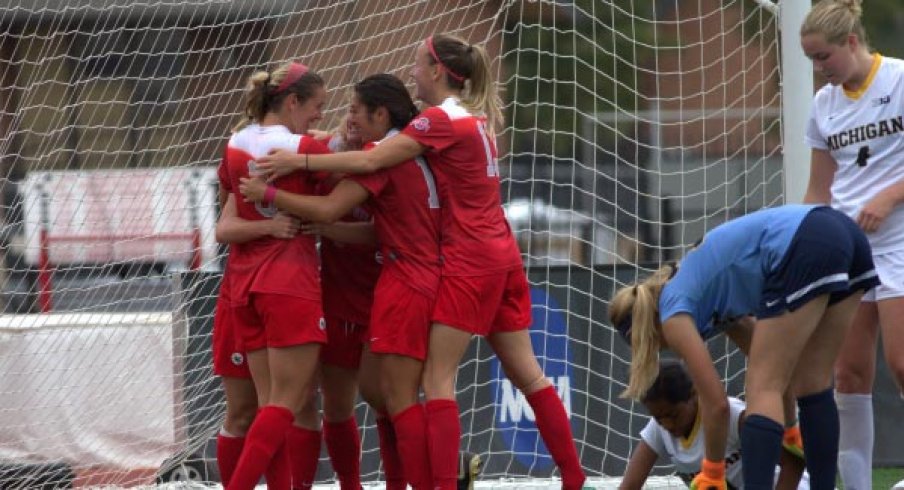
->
[0, 0, 790, 488]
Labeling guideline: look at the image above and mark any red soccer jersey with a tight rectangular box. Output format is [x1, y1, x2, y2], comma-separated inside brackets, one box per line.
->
[217, 154, 233, 194]
[402, 98, 522, 276]
[222, 124, 330, 305]
[216, 158, 234, 305]
[351, 131, 442, 297]
[316, 173, 381, 325]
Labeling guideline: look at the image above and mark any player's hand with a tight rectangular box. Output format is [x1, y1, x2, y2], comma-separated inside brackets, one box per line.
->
[255, 149, 304, 181]
[238, 176, 267, 202]
[326, 116, 363, 152]
[782, 423, 805, 459]
[857, 192, 895, 233]
[269, 212, 300, 239]
[690, 459, 726, 490]
[342, 117, 363, 150]
[307, 128, 332, 141]
[300, 222, 330, 236]
[690, 473, 726, 490]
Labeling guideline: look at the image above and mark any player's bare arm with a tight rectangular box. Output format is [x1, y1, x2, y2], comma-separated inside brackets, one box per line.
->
[301, 221, 376, 246]
[239, 176, 370, 224]
[215, 193, 299, 243]
[618, 440, 658, 490]
[723, 316, 756, 354]
[802, 149, 837, 204]
[858, 178, 904, 233]
[661, 314, 730, 463]
[256, 133, 426, 179]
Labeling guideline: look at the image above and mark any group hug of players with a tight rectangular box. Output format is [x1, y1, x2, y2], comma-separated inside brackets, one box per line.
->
[211, 33, 586, 490]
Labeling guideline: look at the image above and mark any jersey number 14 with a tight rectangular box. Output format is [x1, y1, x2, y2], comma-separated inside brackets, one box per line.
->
[477, 120, 500, 177]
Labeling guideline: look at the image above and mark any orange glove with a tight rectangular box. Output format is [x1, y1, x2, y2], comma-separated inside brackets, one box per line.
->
[782, 424, 805, 459]
[690, 458, 727, 490]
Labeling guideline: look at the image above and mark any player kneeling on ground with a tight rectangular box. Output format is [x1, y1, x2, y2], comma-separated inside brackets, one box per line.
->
[620, 360, 810, 490]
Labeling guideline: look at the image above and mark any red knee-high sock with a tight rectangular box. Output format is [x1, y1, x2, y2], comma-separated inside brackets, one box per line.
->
[286, 425, 321, 489]
[376, 414, 406, 490]
[265, 438, 291, 490]
[425, 399, 460, 490]
[226, 405, 294, 490]
[392, 404, 433, 490]
[526, 386, 586, 490]
[324, 417, 361, 489]
[216, 432, 245, 486]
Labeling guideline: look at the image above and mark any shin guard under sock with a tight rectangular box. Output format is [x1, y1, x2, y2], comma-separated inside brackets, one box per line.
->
[324, 417, 362, 489]
[526, 386, 586, 490]
[799, 389, 840, 490]
[226, 405, 293, 490]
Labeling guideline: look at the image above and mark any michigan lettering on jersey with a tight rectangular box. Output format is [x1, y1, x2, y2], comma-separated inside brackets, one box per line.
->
[826, 115, 904, 150]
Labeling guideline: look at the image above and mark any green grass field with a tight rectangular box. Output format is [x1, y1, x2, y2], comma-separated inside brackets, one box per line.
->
[870, 467, 903, 489]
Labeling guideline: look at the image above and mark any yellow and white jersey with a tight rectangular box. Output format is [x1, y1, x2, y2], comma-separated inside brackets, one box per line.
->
[639, 397, 812, 489]
[640, 397, 746, 488]
[805, 54, 904, 254]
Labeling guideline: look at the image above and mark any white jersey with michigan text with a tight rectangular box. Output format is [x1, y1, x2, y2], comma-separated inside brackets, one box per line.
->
[805, 54, 904, 254]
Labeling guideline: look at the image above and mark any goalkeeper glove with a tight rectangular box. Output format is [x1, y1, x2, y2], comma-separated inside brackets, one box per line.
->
[690, 458, 726, 490]
[782, 423, 805, 459]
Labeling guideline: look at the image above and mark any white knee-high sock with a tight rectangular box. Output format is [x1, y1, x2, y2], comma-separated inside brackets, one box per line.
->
[836, 392, 873, 490]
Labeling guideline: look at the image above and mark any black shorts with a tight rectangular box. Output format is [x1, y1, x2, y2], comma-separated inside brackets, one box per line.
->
[758, 207, 880, 319]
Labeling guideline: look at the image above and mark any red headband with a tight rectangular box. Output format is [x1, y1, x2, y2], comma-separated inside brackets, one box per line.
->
[426, 36, 466, 82]
[275, 62, 309, 93]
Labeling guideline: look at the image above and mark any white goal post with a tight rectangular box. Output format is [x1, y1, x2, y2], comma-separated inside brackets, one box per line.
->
[0, 0, 797, 488]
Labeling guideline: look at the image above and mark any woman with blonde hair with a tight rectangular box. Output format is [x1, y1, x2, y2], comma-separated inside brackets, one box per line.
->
[800, 1, 904, 488]
[610, 204, 878, 490]
[218, 60, 330, 490]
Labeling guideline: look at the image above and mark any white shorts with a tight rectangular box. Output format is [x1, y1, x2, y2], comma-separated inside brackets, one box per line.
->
[863, 249, 904, 301]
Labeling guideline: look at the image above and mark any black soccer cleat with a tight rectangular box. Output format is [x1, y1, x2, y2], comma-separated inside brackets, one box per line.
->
[457, 451, 482, 490]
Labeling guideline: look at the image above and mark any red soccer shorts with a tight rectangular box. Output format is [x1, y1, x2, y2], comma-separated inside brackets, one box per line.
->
[212, 297, 251, 379]
[369, 272, 434, 361]
[321, 316, 368, 370]
[432, 267, 532, 336]
[232, 293, 326, 352]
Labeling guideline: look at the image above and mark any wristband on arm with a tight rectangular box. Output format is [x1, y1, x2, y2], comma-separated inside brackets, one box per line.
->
[701, 458, 725, 479]
[263, 185, 277, 206]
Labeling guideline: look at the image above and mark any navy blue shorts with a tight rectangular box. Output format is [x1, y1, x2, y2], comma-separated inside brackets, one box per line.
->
[758, 207, 880, 319]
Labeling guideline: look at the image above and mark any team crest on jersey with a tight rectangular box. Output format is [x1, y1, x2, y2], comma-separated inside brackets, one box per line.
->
[412, 117, 430, 132]
[319, 318, 326, 330]
[231, 352, 245, 366]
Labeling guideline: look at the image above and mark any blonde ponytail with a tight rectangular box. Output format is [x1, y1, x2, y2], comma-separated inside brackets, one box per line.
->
[428, 33, 503, 130]
[465, 43, 503, 130]
[609, 263, 677, 400]
[233, 70, 271, 132]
